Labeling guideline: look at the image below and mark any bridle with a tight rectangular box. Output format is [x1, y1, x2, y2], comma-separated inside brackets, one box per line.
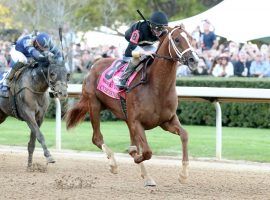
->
[154, 27, 194, 63]
[40, 63, 59, 96]
[41, 63, 52, 87]
[40, 62, 68, 97]
[168, 27, 194, 60]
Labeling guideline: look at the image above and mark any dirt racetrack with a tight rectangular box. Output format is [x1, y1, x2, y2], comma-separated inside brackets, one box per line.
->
[0, 146, 270, 200]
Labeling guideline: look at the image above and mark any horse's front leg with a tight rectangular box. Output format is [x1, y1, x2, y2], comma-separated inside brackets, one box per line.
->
[27, 131, 36, 168]
[27, 119, 44, 167]
[128, 122, 153, 163]
[128, 122, 156, 186]
[25, 116, 55, 164]
[160, 114, 189, 183]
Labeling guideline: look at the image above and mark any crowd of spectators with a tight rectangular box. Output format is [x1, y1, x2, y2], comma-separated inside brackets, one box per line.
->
[69, 43, 120, 73]
[177, 20, 270, 78]
[1, 20, 270, 79]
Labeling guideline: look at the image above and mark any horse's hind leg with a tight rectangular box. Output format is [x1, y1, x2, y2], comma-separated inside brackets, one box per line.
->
[89, 98, 118, 174]
[0, 109, 7, 124]
[160, 114, 189, 184]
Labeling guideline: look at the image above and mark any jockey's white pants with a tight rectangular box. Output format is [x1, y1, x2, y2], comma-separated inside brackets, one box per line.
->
[123, 45, 157, 62]
[10, 46, 27, 68]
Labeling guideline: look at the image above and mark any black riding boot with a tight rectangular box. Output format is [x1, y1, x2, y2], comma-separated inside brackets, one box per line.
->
[116, 62, 137, 89]
[6, 62, 25, 87]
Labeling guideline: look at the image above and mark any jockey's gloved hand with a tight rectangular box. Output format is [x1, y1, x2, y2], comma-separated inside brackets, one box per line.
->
[36, 55, 49, 63]
[32, 50, 49, 63]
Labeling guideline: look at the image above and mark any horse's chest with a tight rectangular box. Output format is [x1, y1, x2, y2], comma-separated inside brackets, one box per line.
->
[22, 91, 49, 111]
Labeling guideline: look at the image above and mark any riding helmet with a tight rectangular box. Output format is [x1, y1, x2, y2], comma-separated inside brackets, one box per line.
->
[35, 32, 52, 49]
[149, 11, 168, 26]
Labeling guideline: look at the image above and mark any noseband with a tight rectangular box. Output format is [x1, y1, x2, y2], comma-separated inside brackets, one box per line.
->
[168, 27, 194, 59]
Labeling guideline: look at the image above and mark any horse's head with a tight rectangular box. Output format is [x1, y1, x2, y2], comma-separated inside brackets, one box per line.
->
[164, 26, 199, 71]
[45, 60, 70, 98]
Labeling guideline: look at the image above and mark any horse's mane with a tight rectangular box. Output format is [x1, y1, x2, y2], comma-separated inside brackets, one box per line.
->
[35, 59, 64, 69]
[156, 25, 193, 51]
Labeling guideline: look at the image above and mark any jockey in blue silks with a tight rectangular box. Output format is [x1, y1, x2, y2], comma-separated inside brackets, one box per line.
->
[7, 32, 63, 86]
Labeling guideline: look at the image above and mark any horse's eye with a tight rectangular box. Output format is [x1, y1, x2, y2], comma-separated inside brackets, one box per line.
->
[175, 38, 180, 43]
[50, 72, 57, 81]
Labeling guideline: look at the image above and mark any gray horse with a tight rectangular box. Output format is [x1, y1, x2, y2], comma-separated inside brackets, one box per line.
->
[0, 60, 69, 167]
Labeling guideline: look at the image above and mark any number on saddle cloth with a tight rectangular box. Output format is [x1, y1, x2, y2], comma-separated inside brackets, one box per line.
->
[104, 59, 127, 80]
[97, 59, 129, 99]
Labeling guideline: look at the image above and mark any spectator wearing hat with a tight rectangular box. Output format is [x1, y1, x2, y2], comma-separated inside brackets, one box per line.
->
[212, 53, 234, 77]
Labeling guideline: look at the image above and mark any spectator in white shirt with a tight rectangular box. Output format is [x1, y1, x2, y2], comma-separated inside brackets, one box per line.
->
[212, 53, 234, 77]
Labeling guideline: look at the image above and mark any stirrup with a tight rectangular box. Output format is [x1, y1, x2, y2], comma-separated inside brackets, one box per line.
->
[116, 82, 127, 90]
[118, 85, 127, 90]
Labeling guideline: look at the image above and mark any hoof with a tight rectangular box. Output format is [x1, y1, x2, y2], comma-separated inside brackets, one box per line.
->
[134, 155, 143, 164]
[27, 163, 47, 173]
[144, 178, 156, 187]
[129, 146, 138, 157]
[178, 173, 188, 184]
[26, 165, 32, 172]
[46, 156, 56, 164]
[109, 165, 118, 174]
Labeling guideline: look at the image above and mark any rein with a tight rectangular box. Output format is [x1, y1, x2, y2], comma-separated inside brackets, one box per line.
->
[41, 66, 51, 87]
[153, 27, 194, 63]
[153, 53, 180, 62]
[17, 63, 56, 95]
[40, 64, 57, 95]
[12, 65, 53, 95]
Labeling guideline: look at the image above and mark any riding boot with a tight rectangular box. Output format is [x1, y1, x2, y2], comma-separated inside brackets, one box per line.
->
[116, 61, 137, 89]
[6, 62, 25, 87]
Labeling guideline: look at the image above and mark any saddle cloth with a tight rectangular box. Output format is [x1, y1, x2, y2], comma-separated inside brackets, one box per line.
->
[97, 59, 139, 99]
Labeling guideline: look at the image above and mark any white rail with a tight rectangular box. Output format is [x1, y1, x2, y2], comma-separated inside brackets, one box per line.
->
[53, 84, 270, 159]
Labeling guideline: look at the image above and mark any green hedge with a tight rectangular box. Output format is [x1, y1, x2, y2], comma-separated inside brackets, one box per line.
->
[46, 74, 270, 128]
[176, 76, 270, 88]
[176, 77, 270, 128]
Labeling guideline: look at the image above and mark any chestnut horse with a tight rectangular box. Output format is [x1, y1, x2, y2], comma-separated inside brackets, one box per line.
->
[66, 26, 199, 186]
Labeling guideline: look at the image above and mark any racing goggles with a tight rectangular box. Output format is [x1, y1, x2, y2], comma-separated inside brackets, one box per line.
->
[150, 24, 166, 32]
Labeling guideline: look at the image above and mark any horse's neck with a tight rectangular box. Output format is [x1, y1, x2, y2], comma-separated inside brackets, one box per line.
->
[29, 66, 49, 92]
[149, 48, 178, 91]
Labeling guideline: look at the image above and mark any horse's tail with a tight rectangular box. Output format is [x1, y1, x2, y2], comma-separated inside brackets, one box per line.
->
[66, 91, 89, 130]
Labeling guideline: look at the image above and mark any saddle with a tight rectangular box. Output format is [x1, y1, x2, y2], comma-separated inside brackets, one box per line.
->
[97, 57, 152, 100]
[0, 63, 31, 120]
[10, 66, 26, 93]
[97, 57, 152, 119]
